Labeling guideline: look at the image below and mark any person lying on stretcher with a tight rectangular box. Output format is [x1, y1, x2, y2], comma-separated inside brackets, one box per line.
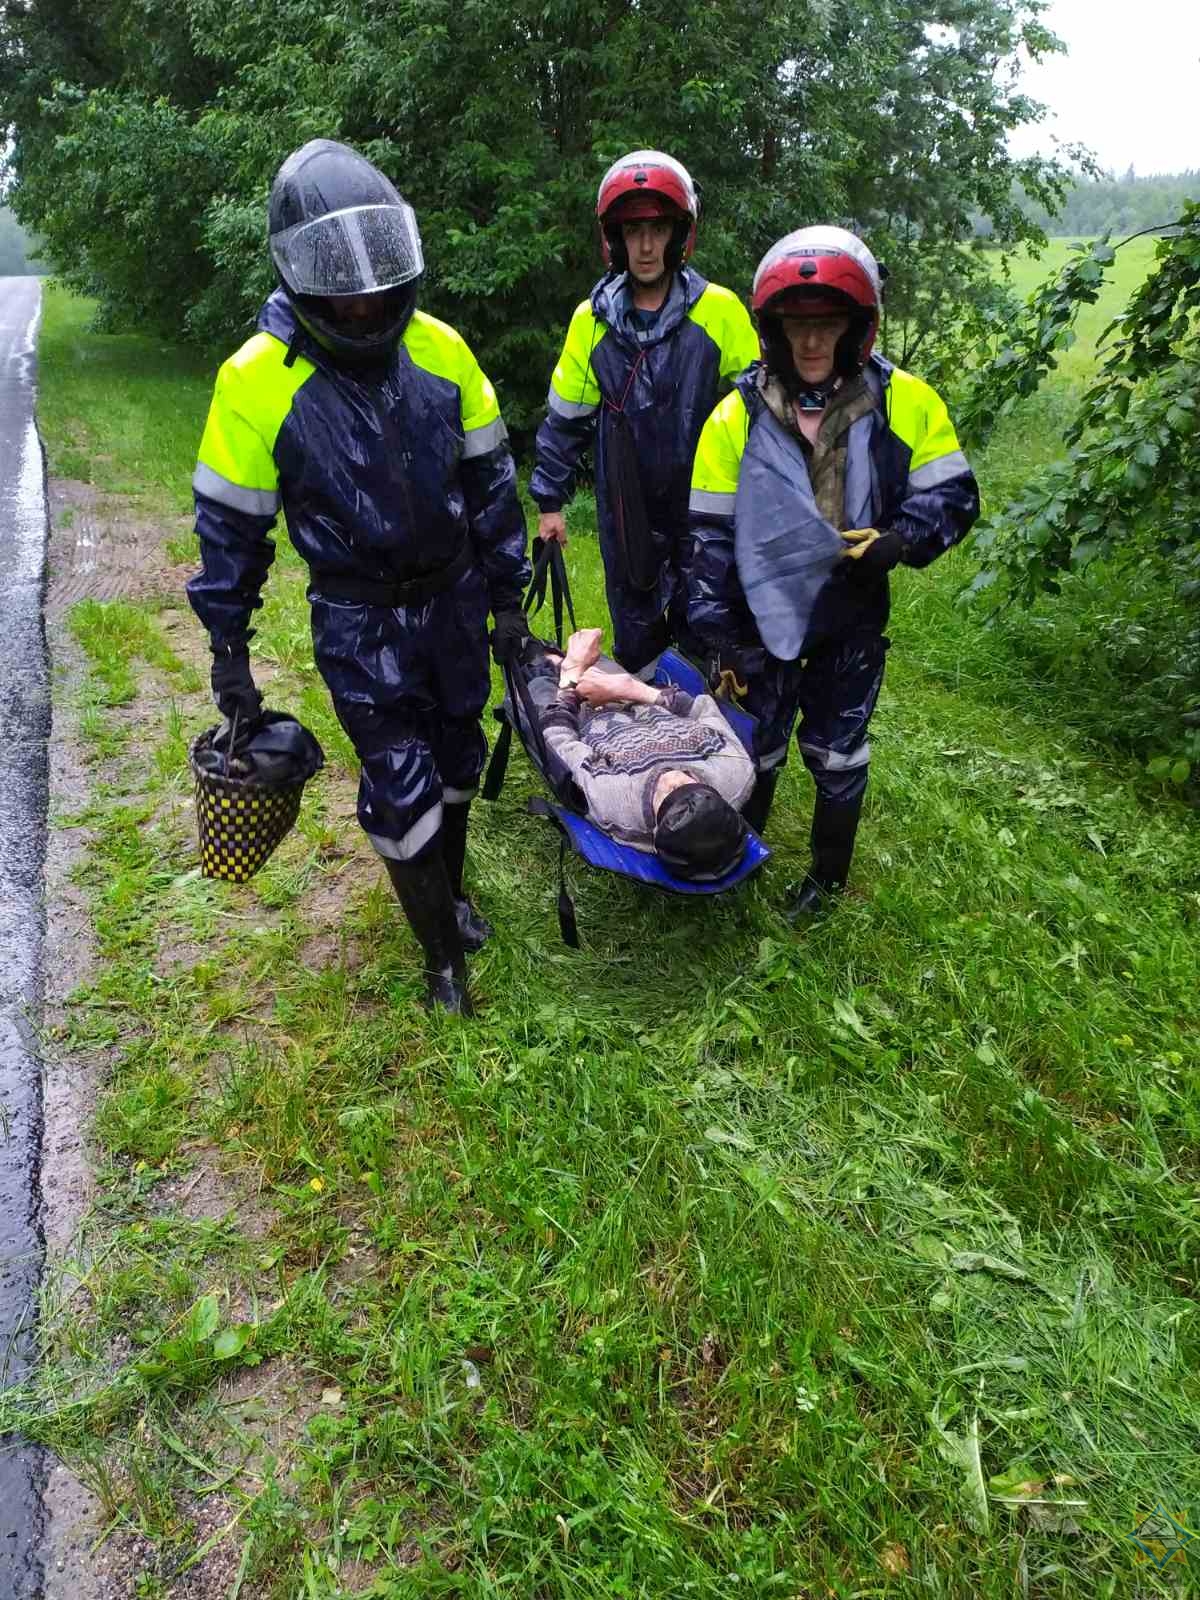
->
[523, 628, 755, 879]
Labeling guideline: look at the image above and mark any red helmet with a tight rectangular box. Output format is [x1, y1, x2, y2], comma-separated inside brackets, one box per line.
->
[596, 150, 699, 272]
[752, 226, 883, 377]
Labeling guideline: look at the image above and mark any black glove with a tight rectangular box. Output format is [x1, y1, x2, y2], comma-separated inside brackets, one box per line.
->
[844, 530, 904, 578]
[491, 609, 530, 666]
[211, 645, 263, 729]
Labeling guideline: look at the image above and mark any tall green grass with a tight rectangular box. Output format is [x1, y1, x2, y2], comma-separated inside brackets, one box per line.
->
[36, 287, 215, 508]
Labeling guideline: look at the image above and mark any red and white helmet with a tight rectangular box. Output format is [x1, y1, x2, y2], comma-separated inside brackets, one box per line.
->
[752, 226, 883, 374]
[596, 150, 699, 272]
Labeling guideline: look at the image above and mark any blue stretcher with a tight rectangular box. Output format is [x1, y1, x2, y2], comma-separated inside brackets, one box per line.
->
[481, 541, 769, 945]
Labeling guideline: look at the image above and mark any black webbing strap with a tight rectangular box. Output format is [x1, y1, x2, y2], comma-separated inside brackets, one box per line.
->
[527, 798, 580, 949]
[481, 717, 512, 801]
[482, 537, 578, 803]
[525, 536, 576, 648]
[482, 653, 553, 808]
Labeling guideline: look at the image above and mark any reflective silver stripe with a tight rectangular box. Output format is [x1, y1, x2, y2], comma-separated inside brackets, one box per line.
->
[442, 784, 477, 805]
[192, 462, 280, 517]
[908, 450, 971, 491]
[548, 388, 598, 421]
[461, 416, 509, 459]
[798, 739, 870, 771]
[689, 488, 736, 518]
[365, 801, 443, 862]
[758, 743, 790, 771]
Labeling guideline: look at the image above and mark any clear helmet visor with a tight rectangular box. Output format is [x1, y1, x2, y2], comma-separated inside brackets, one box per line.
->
[270, 202, 424, 297]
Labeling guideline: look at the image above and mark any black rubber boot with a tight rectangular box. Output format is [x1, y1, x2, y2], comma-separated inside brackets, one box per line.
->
[384, 852, 474, 1015]
[742, 770, 780, 835]
[785, 793, 864, 922]
[440, 801, 493, 953]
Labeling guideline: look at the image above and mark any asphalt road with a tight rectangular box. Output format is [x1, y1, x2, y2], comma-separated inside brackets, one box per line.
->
[0, 274, 49, 1597]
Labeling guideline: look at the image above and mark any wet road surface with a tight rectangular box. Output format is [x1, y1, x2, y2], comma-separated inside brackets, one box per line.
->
[0, 275, 48, 1596]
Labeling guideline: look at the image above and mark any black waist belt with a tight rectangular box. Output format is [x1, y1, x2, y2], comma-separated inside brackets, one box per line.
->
[311, 543, 472, 608]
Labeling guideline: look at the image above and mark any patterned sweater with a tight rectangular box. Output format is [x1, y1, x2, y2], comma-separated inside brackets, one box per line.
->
[529, 673, 755, 853]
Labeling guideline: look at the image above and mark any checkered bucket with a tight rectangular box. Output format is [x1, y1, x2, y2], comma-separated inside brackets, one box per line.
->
[189, 717, 321, 882]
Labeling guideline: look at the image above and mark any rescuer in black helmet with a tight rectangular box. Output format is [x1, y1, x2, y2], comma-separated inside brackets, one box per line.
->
[188, 140, 531, 1014]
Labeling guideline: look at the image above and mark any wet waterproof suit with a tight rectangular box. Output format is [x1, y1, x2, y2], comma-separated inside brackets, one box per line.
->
[529, 268, 758, 672]
[187, 289, 529, 861]
[687, 356, 978, 804]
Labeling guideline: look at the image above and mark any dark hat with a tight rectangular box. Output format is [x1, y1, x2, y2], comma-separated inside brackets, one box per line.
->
[652, 782, 748, 881]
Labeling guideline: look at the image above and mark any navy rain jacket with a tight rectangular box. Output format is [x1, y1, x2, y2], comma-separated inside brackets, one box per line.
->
[188, 290, 529, 654]
[529, 269, 757, 649]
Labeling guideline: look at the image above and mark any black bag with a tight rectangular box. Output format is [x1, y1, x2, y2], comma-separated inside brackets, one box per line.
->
[189, 711, 324, 882]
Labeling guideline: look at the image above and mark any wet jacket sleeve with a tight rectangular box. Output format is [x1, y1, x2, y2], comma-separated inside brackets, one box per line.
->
[455, 340, 530, 614]
[529, 303, 603, 512]
[693, 285, 761, 385]
[187, 358, 279, 649]
[884, 372, 980, 569]
[686, 391, 758, 651]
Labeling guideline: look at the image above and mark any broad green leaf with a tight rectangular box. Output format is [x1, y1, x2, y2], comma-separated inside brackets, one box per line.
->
[949, 1251, 1029, 1281]
[704, 1126, 755, 1151]
[932, 1406, 990, 1533]
[213, 1326, 250, 1360]
[186, 1295, 220, 1343]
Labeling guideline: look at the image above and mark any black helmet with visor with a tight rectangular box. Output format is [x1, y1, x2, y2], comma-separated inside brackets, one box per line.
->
[268, 139, 424, 369]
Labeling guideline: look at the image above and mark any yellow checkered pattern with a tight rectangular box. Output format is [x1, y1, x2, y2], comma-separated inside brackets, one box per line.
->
[191, 764, 303, 882]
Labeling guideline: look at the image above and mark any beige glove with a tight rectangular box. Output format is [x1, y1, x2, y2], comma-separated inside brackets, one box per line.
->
[840, 527, 883, 560]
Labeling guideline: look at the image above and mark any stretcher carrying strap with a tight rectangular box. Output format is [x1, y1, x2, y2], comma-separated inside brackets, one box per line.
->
[482, 537, 577, 803]
[527, 799, 580, 949]
[525, 535, 576, 647]
[310, 542, 472, 608]
[480, 719, 512, 802]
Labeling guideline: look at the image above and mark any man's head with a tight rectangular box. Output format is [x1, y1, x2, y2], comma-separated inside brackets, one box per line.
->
[651, 773, 748, 881]
[596, 150, 699, 278]
[268, 139, 424, 370]
[777, 301, 852, 389]
[751, 226, 883, 400]
[613, 197, 682, 289]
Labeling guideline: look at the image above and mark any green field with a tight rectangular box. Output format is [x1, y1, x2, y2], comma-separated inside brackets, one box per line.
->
[996, 234, 1161, 375]
[10, 277, 1200, 1598]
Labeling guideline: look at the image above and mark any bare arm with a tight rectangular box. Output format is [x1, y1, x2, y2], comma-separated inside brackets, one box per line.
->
[574, 667, 663, 708]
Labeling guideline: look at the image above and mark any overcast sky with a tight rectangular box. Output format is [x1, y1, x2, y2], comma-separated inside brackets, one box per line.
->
[1007, 0, 1200, 176]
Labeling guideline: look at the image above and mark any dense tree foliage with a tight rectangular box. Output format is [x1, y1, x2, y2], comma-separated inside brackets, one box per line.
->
[958, 210, 1200, 780]
[1017, 170, 1200, 239]
[0, 0, 1071, 428]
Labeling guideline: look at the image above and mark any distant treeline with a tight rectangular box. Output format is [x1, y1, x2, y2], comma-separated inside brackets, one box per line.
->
[1013, 171, 1199, 238]
[0, 207, 47, 275]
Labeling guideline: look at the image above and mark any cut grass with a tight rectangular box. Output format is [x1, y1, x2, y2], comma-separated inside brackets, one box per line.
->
[11, 279, 1200, 1597]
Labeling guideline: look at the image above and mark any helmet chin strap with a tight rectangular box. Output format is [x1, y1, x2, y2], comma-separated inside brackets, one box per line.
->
[794, 373, 842, 412]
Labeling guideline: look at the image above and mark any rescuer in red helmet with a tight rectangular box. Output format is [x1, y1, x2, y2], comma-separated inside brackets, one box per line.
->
[686, 226, 979, 917]
[529, 150, 759, 672]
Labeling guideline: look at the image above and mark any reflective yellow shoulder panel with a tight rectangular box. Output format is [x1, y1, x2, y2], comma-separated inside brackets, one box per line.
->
[886, 366, 964, 474]
[550, 301, 604, 411]
[689, 284, 760, 383]
[691, 389, 750, 495]
[197, 332, 313, 499]
[403, 310, 502, 433]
